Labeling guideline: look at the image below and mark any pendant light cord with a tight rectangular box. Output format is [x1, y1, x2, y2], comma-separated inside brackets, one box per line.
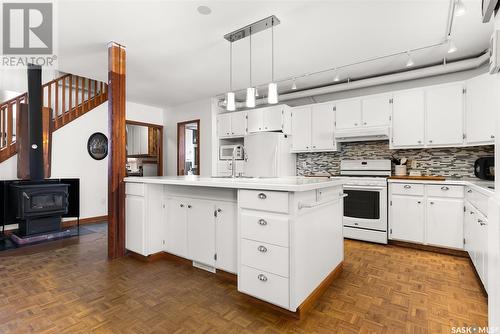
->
[249, 27, 252, 87]
[229, 42, 233, 91]
[271, 18, 274, 82]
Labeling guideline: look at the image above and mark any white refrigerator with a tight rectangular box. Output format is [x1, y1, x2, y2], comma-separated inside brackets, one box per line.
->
[244, 132, 296, 177]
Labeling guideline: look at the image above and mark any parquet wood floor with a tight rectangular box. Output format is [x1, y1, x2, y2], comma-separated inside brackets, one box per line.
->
[0, 228, 487, 333]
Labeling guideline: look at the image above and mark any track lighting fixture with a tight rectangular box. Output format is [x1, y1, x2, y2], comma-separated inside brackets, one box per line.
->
[454, 0, 466, 16]
[406, 52, 414, 67]
[447, 36, 457, 53]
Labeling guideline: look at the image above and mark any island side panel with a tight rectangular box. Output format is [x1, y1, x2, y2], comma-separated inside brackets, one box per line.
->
[290, 185, 344, 310]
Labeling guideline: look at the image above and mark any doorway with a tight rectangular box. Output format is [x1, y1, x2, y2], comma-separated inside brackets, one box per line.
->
[177, 120, 200, 175]
[125, 120, 163, 177]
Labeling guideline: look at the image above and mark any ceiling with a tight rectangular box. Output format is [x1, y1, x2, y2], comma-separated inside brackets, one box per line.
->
[57, 0, 494, 108]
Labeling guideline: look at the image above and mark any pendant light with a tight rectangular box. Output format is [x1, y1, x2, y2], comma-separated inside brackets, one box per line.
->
[246, 27, 256, 108]
[268, 18, 278, 104]
[226, 42, 236, 111]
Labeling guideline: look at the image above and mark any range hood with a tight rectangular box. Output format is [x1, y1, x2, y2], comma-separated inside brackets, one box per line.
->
[334, 126, 389, 143]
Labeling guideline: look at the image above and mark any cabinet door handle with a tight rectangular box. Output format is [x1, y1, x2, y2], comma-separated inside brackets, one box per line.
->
[430, 201, 434, 205]
[467, 189, 472, 193]
[478, 219, 486, 226]
[404, 185, 411, 189]
[258, 219, 267, 226]
[187, 205, 192, 209]
[257, 245, 268, 253]
[217, 208, 222, 213]
[441, 186, 449, 191]
[363, 122, 367, 125]
[257, 274, 268, 282]
[417, 201, 421, 204]
[491, 135, 495, 139]
[180, 204, 184, 208]
[258, 193, 267, 200]
[429, 140, 433, 143]
[354, 123, 358, 126]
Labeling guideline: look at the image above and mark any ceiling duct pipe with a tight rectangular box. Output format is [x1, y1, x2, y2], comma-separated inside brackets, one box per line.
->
[219, 52, 489, 109]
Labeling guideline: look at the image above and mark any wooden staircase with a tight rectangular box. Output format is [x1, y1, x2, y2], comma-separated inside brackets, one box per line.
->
[0, 73, 108, 163]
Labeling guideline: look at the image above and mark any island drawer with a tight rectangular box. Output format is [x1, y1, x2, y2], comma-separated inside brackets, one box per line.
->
[238, 265, 289, 309]
[239, 190, 289, 213]
[241, 212, 289, 247]
[241, 239, 289, 277]
[427, 185, 463, 198]
[391, 183, 424, 196]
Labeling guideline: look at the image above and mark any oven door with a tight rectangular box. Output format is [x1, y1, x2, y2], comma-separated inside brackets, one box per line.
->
[343, 185, 387, 231]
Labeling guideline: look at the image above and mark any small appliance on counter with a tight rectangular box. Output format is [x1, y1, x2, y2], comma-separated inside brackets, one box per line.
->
[219, 144, 244, 160]
[474, 156, 495, 180]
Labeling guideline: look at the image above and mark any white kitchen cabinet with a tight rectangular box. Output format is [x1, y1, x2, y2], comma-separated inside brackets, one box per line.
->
[426, 198, 464, 249]
[165, 197, 188, 258]
[217, 113, 232, 137]
[389, 195, 425, 243]
[291, 104, 336, 152]
[247, 105, 291, 134]
[231, 112, 247, 137]
[335, 99, 361, 130]
[291, 106, 311, 151]
[425, 83, 464, 147]
[187, 199, 216, 267]
[465, 73, 497, 145]
[361, 94, 391, 127]
[311, 103, 336, 150]
[391, 89, 425, 148]
[125, 183, 165, 256]
[215, 202, 237, 273]
[125, 195, 146, 254]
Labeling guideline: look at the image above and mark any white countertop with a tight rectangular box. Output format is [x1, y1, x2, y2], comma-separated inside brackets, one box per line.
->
[124, 176, 344, 192]
[388, 178, 495, 196]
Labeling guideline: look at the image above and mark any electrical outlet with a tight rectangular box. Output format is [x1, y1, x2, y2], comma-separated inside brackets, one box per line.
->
[411, 160, 417, 169]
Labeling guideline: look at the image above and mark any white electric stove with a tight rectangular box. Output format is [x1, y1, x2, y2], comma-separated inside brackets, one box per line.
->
[340, 160, 391, 244]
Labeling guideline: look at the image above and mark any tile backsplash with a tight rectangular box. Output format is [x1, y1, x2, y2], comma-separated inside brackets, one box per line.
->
[296, 141, 494, 178]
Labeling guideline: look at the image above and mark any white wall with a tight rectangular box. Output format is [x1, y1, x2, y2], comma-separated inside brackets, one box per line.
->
[163, 98, 213, 176]
[126, 101, 164, 125]
[0, 155, 17, 180]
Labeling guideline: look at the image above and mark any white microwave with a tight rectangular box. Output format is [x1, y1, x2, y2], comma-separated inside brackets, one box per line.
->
[220, 145, 244, 160]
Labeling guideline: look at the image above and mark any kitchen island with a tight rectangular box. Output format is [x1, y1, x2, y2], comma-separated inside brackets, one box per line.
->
[123, 176, 345, 317]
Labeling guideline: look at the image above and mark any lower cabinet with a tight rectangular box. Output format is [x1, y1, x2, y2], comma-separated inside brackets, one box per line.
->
[389, 183, 464, 249]
[389, 195, 424, 243]
[125, 183, 238, 273]
[426, 198, 464, 249]
[464, 198, 489, 292]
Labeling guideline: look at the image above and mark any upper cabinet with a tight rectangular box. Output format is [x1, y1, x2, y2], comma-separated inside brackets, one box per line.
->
[335, 99, 361, 130]
[126, 124, 149, 156]
[425, 83, 465, 147]
[247, 105, 291, 134]
[465, 73, 498, 146]
[361, 94, 392, 127]
[217, 111, 247, 138]
[391, 89, 425, 148]
[291, 103, 336, 153]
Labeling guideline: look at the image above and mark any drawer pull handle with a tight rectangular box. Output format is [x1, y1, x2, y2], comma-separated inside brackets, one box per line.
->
[257, 274, 268, 282]
[478, 219, 486, 226]
[180, 204, 184, 208]
[430, 201, 434, 205]
[258, 193, 267, 200]
[257, 245, 267, 253]
[441, 186, 449, 191]
[467, 189, 472, 193]
[404, 185, 411, 189]
[258, 219, 267, 226]
[187, 205, 192, 209]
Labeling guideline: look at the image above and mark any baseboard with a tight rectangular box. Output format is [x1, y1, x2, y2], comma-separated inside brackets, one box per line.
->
[388, 240, 468, 258]
[61, 215, 108, 228]
[296, 261, 344, 318]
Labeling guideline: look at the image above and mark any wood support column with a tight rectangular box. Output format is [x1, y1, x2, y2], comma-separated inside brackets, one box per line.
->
[107, 42, 126, 259]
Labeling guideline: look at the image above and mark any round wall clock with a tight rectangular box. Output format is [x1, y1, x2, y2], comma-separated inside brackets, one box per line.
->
[87, 132, 108, 160]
